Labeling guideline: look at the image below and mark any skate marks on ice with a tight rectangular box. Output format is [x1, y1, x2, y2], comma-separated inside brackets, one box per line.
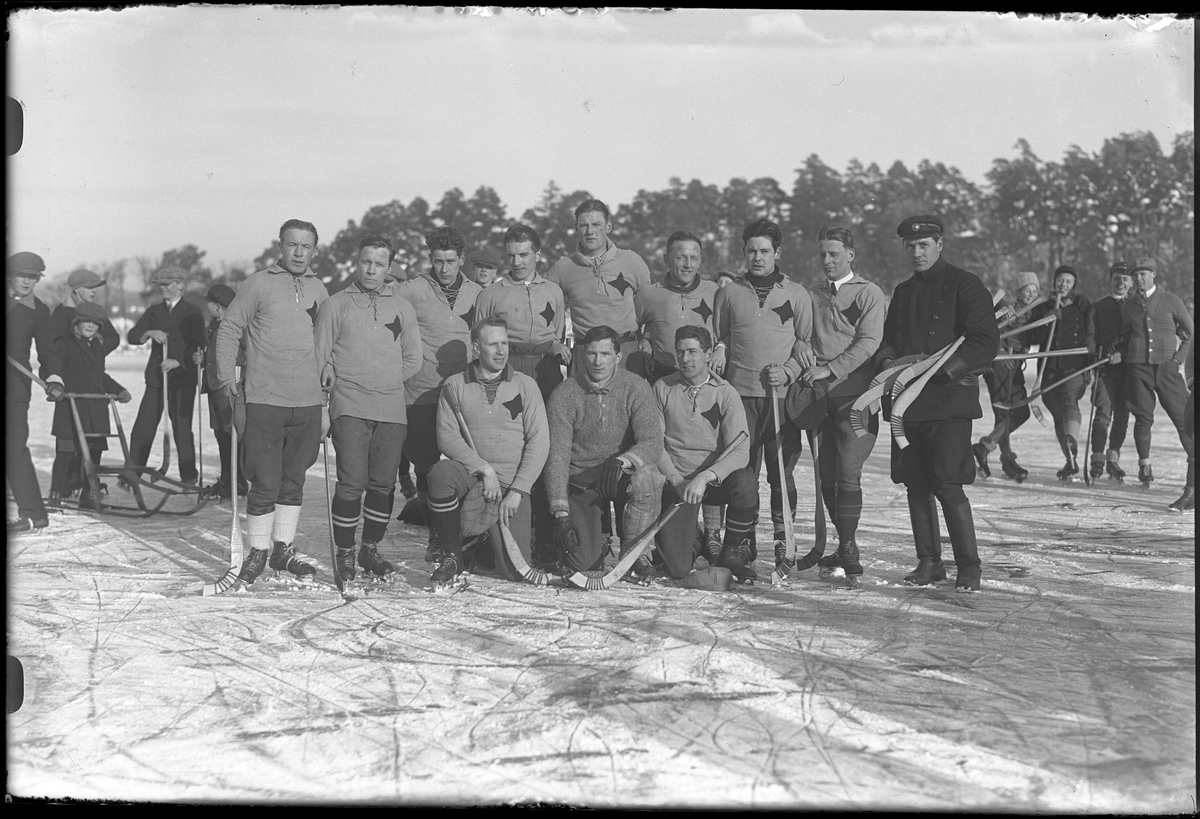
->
[8, 512, 1191, 810]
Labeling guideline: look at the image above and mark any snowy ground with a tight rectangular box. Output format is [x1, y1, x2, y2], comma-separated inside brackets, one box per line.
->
[7, 350, 1195, 810]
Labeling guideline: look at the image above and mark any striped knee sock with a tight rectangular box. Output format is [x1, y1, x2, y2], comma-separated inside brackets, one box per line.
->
[361, 490, 394, 544]
[427, 493, 463, 557]
[331, 496, 361, 549]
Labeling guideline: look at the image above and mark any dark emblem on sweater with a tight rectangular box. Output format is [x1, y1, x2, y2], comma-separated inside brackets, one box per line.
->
[386, 315, 404, 341]
[539, 302, 556, 327]
[771, 300, 795, 325]
[306, 301, 319, 324]
[503, 394, 524, 420]
[610, 273, 631, 296]
[840, 300, 863, 325]
[692, 299, 712, 323]
[700, 402, 723, 430]
[459, 304, 477, 328]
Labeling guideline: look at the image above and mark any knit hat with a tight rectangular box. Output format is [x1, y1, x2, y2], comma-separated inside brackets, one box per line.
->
[7, 252, 45, 277]
[1053, 265, 1077, 282]
[1014, 271, 1040, 291]
[67, 268, 106, 289]
[72, 301, 108, 325]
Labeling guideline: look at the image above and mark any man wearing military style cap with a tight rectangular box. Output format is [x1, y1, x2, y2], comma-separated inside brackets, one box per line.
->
[126, 265, 207, 488]
[1112, 257, 1193, 506]
[6, 252, 66, 532]
[50, 268, 120, 354]
[877, 215, 1000, 591]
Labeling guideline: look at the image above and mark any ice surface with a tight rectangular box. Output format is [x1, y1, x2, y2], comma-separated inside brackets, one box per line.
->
[7, 349, 1195, 810]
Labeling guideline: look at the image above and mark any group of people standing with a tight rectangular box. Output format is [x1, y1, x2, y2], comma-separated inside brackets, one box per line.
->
[7, 201, 1193, 594]
[974, 259, 1194, 512]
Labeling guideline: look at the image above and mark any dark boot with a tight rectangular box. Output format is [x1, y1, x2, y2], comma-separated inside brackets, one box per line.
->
[235, 547, 269, 587]
[431, 554, 462, 586]
[1000, 452, 1028, 483]
[358, 541, 394, 578]
[904, 493, 946, 585]
[1168, 462, 1195, 513]
[943, 500, 981, 592]
[335, 546, 356, 583]
[700, 529, 722, 567]
[269, 541, 316, 577]
[1056, 436, 1079, 481]
[972, 442, 992, 478]
[837, 539, 863, 577]
[1088, 452, 1105, 482]
[1138, 462, 1154, 486]
[1106, 449, 1125, 481]
[718, 535, 757, 583]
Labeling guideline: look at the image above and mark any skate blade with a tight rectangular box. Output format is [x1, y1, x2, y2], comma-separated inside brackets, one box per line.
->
[819, 566, 845, 579]
[430, 576, 468, 595]
[954, 585, 981, 594]
[841, 575, 863, 591]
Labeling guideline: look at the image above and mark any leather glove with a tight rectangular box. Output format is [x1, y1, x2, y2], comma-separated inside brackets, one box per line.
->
[46, 382, 66, 402]
[231, 390, 247, 437]
[596, 457, 628, 501]
[552, 515, 581, 564]
[117, 390, 133, 403]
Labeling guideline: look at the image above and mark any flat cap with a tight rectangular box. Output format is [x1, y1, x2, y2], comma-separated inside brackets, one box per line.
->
[469, 248, 505, 268]
[1014, 271, 1040, 291]
[896, 215, 944, 241]
[1129, 257, 1157, 276]
[7, 252, 46, 276]
[784, 379, 830, 431]
[67, 268, 106, 289]
[72, 302, 109, 325]
[151, 265, 187, 284]
[1053, 265, 1077, 280]
[1109, 262, 1130, 276]
[206, 283, 236, 308]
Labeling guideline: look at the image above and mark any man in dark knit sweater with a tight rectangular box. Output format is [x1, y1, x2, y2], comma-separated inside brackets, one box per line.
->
[1084, 263, 1134, 482]
[545, 325, 664, 575]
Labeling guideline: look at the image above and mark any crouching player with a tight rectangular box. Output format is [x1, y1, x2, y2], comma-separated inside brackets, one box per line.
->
[653, 326, 756, 583]
[426, 318, 549, 587]
[316, 235, 423, 583]
[545, 325, 664, 576]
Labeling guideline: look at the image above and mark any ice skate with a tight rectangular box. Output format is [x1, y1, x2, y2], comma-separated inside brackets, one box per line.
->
[719, 537, 757, 584]
[817, 550, 843, 579]
[425, 527, 444, 564]
[1056, 436, 1079, 482]
[269, 541, 316, 578]
[838, 540, 863, 589]
[430, 555, 466, 592]
[1088, 453, 1105, 482]
[1138, 463, 1154, 488]
[1168, 487, 1195, 513]
[357, 541, 394, 579]
[955, 564, 982, 593]
[233, 547, 269, 590]
[1000, 452, 1028, 483]
[335, 546, 356, 584]
[1106, 451, 1125, 482]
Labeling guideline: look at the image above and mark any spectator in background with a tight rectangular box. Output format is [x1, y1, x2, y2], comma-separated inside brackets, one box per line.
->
[126, 265, 206, 487]
[50, 268, 120, 354]
[467, 248, 505, 288]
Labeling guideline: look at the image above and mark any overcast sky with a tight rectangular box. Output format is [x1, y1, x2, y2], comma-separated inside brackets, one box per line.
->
[6, 7, 1194, 275]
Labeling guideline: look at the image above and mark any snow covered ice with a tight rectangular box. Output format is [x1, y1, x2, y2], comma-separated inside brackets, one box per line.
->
[7, 350, 1195, 810]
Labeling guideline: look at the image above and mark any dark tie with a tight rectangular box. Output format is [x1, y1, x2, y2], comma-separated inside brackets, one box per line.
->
[829, 281, 838, 296]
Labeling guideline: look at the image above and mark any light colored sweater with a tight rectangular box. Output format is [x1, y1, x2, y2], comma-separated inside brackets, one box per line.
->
[545, 241, 651, 337]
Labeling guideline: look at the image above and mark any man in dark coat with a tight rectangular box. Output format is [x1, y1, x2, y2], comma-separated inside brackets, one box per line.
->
[126, 265, 206, 485]
[6, 252, 66, 532]
[877, 216, 1000, 592]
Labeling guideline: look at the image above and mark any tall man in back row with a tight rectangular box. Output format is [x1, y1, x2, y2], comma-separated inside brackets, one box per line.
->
[877, 216, 999, 592]
[394, 226, 483, 558]
[216, 219, 330, 586]
[546, 199, 652, 376]
[711, 218, 814, 580]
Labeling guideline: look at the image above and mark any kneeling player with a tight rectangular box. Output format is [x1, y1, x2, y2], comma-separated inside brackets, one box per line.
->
[653, 326, 756, 582]
[545, 326, 665, 575]
[426, 318, 549, 586]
